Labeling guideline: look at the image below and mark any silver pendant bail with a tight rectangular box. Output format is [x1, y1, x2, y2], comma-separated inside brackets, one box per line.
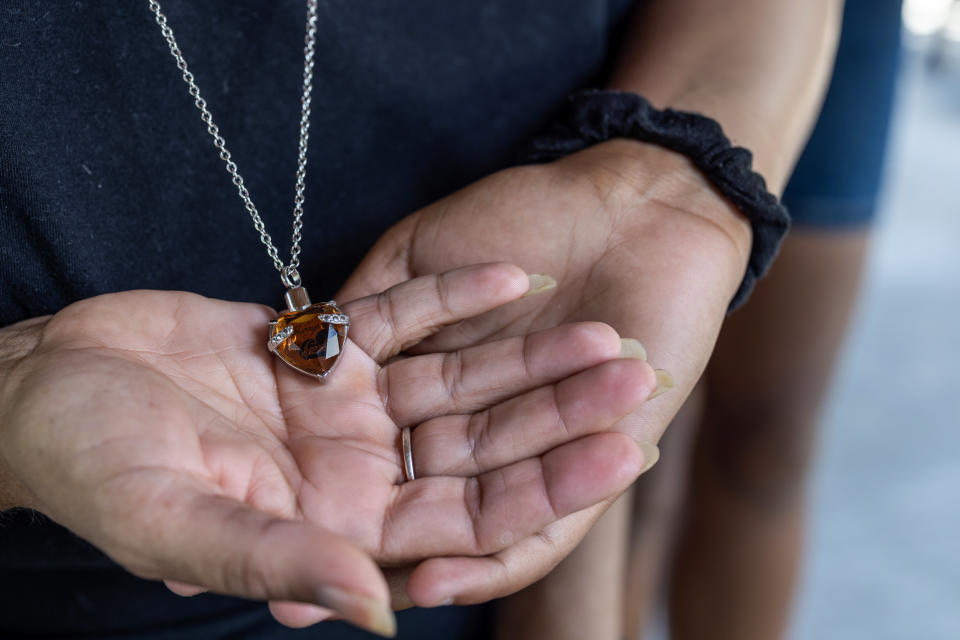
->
[281, 265, 302, 289]
[284, 286, 312, 312]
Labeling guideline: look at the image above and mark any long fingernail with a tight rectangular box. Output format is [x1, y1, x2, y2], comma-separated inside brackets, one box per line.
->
[636, 441, 661, 474]
[315, 586, 397, 637]
[523, 274, 557, 297]
[649, 369, 675, 399]
[619, 338, 647, 361]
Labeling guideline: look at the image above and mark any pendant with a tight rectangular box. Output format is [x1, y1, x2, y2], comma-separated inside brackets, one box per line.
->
[268, 286, 349, 381]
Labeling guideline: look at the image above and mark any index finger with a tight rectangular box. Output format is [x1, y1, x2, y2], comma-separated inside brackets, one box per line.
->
[341, 263, 533, 363]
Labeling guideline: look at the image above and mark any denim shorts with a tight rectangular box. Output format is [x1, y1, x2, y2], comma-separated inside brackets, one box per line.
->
[782, 0, 904, 228]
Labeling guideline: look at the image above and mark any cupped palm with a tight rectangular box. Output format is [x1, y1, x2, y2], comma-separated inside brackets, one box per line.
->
[1, 265, 651, 618]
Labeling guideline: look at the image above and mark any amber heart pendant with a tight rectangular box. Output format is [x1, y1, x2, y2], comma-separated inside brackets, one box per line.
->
[268, 286, 349, 381]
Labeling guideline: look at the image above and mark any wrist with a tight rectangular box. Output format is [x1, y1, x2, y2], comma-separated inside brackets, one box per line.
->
[0, 318, 46, 511]
[605, 0, 844, 195]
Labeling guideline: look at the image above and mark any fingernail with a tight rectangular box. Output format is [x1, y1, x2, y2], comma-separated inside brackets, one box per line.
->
[439, 597, 455, 606]
[619, 338, 647, 361]
[315, 586, 397, 637]
[523, 274, 557, 297]
[648, 369, 675, 399]
[636, 441, 660, 474]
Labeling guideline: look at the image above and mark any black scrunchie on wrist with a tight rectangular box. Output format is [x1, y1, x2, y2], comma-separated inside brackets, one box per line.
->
[518, 89, 790, 311]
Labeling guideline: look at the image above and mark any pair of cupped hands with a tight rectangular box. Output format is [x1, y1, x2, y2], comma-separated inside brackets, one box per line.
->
[0, 141, 751, 635]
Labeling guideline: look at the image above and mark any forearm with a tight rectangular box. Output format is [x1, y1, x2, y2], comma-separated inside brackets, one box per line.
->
[609, 0, 843, 194]
[496, 499, 630, 640]
[0, 318, 45, 511]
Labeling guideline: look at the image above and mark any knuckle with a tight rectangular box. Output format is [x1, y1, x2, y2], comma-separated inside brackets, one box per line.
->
[375, 289, 402, 339]
[439, 350, 465, 410]
[538, 457, 562, 521]
[516, 334, 536, 382]
[434, 272, 457, 317]
[465, 409, 491, 473]
[376, 366, 393, 418]
[233, 520, 281, 598]
[463, 477, 490, 554]
[548, 384, 572, 439]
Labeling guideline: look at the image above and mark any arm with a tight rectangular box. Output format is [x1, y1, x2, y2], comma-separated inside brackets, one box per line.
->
[338, 0, 844, 614]
[496, 2, 844, 638]
[609, 0, 844, 194]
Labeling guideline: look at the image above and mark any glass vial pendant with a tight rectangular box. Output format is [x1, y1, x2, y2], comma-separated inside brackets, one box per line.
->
[268, 286, 349, 381]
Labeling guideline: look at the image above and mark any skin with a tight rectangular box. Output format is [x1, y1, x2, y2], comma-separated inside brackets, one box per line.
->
[340, 139, 751, 610]
[608, 0, 845, 194]
[666, 229, 871, 639]
[536, 231, 869, 640]
[340, 0, 841, 603]
[622, 384, 705, 640]
[495, 491, 632, 640]
[0, 263, 659, 635]
[495, 375, 707, 640]
[484, 0, 846, 635]
[0, 0, 844, 633]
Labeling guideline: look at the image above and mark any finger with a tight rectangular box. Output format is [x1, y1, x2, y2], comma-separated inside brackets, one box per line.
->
[402, 272, 559, 356]
[381, 322, 628, 427]
[336, 215, 419, 302]
[413, 358, 656, 476]
[377, 432, 647, 562]
[268, 601, 335, 628]
[110, 476, 396, 637]
[385, 567, 417, 611]
[164, 580, 208, 597]
[341, 263, 530, 362]
[408, 303, 539, 356]
[405, 505, 606, 608]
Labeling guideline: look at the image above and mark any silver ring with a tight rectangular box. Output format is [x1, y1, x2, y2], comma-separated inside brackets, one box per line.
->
[401, 426, 415, 482]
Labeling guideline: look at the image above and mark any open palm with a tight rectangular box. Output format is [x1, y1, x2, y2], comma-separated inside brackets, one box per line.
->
[0, 263, 655, 633]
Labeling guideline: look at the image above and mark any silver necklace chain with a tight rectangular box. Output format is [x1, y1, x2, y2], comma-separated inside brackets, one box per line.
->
[148, 0, 319, 289]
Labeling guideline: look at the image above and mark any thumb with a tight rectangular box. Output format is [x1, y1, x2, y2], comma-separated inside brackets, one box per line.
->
[337, 213, 418, 303]
[111, 485, 396, 637]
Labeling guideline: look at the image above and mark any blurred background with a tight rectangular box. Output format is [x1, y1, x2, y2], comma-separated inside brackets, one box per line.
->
[791, 0, 960, 637]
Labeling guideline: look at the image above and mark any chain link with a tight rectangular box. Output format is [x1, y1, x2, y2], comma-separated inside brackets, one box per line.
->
[147, 0, 319, 287]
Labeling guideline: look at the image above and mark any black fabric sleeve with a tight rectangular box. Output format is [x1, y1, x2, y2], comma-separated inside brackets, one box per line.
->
[518, 89, 791, 311]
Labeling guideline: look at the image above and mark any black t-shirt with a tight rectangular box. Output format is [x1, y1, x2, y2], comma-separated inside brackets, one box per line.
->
[0, 1, 633, 637]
